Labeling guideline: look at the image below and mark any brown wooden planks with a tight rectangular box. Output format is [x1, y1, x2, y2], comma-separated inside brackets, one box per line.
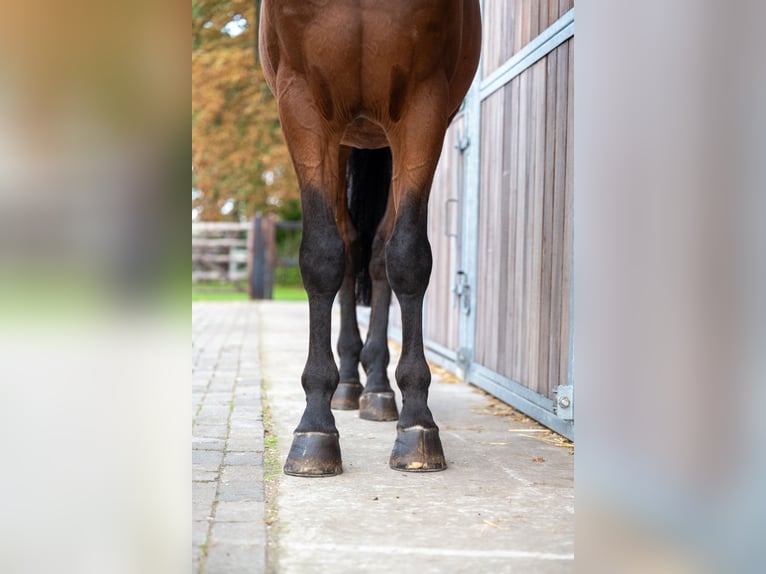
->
[424, 117, 463, 350]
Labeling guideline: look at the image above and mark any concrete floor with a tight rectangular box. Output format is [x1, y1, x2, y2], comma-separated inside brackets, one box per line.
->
[258, 301, 574, 573]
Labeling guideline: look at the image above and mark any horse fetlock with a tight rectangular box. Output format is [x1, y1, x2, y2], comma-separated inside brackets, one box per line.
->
[299, 228, 345, 295]
[395, 356, 431, 390]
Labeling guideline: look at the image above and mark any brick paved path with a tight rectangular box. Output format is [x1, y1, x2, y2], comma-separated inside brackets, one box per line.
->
[192, 302, 266, 573]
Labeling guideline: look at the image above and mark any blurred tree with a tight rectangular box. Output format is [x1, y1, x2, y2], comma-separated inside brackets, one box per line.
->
[192, 0, 298, 221]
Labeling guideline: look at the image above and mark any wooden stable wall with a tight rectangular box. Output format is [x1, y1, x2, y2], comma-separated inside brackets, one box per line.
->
[482, 0, 574, 77]
[474, 34, 573, 400]
[417, 0, 575, 438]
[423, 116, 465, 354]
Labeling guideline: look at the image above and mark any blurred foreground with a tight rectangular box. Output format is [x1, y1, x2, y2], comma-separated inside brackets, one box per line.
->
[0, 2, 188, 573]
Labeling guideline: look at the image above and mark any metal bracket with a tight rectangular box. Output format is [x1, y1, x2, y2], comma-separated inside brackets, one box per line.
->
[455, 126, 470, 152]
[452, 271, 471, 316]
[554, 385, 574, 421]
[456, 347, 472, 370]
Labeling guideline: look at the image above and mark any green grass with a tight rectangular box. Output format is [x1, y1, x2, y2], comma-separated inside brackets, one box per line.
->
[192, 281, 307, 302]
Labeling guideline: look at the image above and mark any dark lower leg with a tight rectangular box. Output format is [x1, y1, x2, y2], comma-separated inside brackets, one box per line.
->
[385, 197, 445, 471]
[284, 192, 346, 476]
[358, 223, 398, 421]
[360, 231, 392, 393]
[332, 243, 364, 410]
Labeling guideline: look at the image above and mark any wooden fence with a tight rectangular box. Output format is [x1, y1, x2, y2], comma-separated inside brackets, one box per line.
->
[192, 217, 301, 299]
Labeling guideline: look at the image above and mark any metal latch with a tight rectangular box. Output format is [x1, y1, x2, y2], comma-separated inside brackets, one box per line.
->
[554, 385, 574, 421]
[453, 271, 471, 316]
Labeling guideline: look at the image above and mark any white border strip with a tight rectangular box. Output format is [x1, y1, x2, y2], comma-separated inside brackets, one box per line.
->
[480, 8, 574, 101]
[298, 543, 574, 561]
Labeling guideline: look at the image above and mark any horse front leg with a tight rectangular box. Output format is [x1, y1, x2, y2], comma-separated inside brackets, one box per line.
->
[283, 189, 346, 476]
[385, 196, 445, 471]
[385, 85, 449, 471]
[277, 87, 346, 477]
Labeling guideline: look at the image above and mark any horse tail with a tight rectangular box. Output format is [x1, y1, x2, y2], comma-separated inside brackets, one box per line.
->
[347, 147, 392, 306]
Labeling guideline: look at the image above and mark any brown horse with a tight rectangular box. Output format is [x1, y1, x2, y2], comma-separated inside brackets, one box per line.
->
[259, 0, 481, 476]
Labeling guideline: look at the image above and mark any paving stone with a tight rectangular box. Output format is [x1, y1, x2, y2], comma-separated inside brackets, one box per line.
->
[192, 520, 209, 546]
[224, 452, 264, 466]
[192, 437, 226, 451]
[210, 522, 266, 545]
[192, 449, 224, 467]
[221, 465, 263, 483]
[235, 377, 261, 387]
[226, 437, 262, 452]
[192, 467, 219, 482]
[204, 542, 265, 574]
[192, 482, 217, 522]
[193, 424, 229, 439]
[214, 500, 264, 522]
[217, 481, 265, 503]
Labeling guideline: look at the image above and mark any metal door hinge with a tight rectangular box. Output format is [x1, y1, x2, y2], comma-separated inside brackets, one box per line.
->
[554, 385, 574, 421]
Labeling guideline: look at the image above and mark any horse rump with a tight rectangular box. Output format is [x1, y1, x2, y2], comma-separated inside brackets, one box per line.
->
[346, 147, 392, 306]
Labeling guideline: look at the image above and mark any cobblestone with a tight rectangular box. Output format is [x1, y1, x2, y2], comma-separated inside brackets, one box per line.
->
[192, 302, 266, 574]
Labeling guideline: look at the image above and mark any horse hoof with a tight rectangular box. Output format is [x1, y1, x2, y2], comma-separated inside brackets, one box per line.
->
[331, 381, 363, 410]
[283, 432, 342, 477]
[359, 391, 399, 421]
[389, 427, 447, 472]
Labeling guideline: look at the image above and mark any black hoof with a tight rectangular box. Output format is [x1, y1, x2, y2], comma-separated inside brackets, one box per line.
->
[331, 381, 363, 410]
[389, 426, 447, 472]
[359, 391, 399, 421]
[283, 432, 342, 477]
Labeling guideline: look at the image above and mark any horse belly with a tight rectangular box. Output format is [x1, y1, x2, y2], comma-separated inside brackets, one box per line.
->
[340, 118, 390, 149]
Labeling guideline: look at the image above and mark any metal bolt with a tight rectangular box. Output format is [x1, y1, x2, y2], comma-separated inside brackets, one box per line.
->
[558, 396, 571, 409]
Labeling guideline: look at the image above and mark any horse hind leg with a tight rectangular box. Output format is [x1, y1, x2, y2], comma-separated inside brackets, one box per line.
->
[343, 147, 398, 421]
[332, 146, 364, 410]
[359, 204, 399, 421]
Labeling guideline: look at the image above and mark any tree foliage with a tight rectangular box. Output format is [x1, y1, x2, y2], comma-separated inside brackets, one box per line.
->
[192, 0, 298, 221]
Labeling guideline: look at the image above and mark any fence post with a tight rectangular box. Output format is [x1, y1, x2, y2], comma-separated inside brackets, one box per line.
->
[249, 215, 276, 300]
[249, 215, 265, 299]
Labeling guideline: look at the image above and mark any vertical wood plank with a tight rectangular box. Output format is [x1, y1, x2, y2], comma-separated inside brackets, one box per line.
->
[548, 41, 569, 394]
[519, 64, 536, 388]
[527, 58, 547, 395]
[548, 0, 559, 27]
[559, 39, 574, 390]
[491, 91, 504, 371]
[530, 0, 540, 40]
[539, 51, 557, 397]
[501, 77, 521, 378]
[540, 0, 549, 33]
[521, 0, 532, 51]
[513, 0, 524, 55]
[476, 97, 496, 366]
[496, 83, 514, 375]
[512, 70, 529, 382]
